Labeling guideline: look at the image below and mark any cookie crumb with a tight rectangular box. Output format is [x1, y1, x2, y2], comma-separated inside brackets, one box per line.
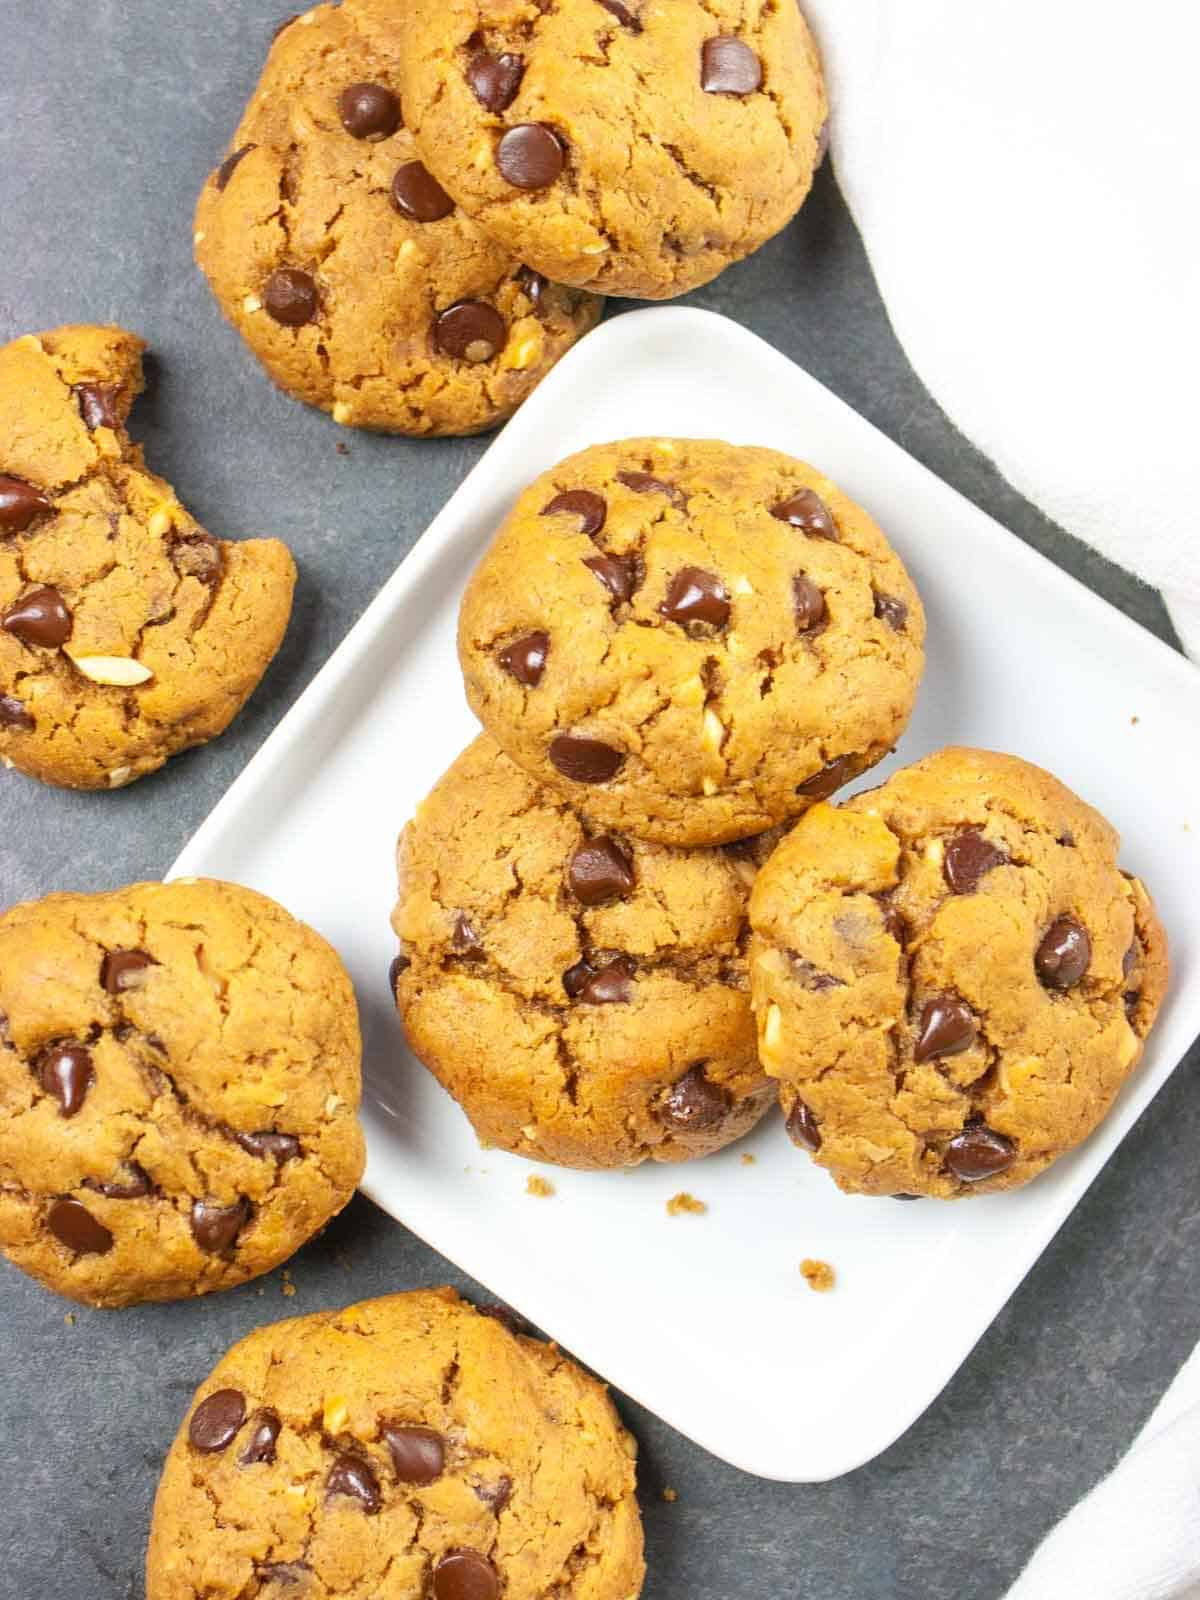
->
[335, 442, 350, 456]
[667, 1192, 707, 1216]
[800, 1258, 835, 1293]
[63, 1311, 75, 1326]
[526, 1175, 555, 1198]
[662, 1486, 678, 1503]
[1130, 715, 1139, 725]
[281, 1269, 297, 1299]
[740, 1152, 756, 1166]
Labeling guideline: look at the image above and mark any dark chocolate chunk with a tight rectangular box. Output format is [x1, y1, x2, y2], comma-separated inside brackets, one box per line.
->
[542, 489, 607, 537]
[549, 734, 624, 784]
[0, 694, 34, 730]
[215, 144, 256, 190]
[189, 1389, 246, 1453]
[584, 552, 639, 604]
[434, 301, 506, 362]
[944, 1124, 1016, 1182]
[234, 1130, 301, 1163]
[498, 630, 550, 685]
[47, 1197, 113, 1255]
[796, 754, 859, 801]
[467, 51, 524, 113]
[786, 1099, 821, 1152]
[793, 575, 826, 632]
[659, 567, 729, 628]
[75, 383, 120, 431]
[326, 1453, 382, 1513]
[263, 268, 319, 327]
[392, 161, 454, 222]
[1035, 916, 1091, 990]
[496, 124, 565, 189]
[100, 948, 155, 994]
[912, 997, 977, 1063]
[433, 1550, 500, 1600]
[661, 1064, 729, 1131]
[943, 829, 1006, 894]
[338, 82, 401, 141]
[381, 1423, 445, 1485]
[37, 1042, 94, 1117]
[577, 955, 635, 1004]
[2, 585, 72, 647]
[240, 1409, 282, 1466]
[701, 36, 763, 95]
[190, 1197, 252, 1254]
[568, 837, 635, 905]
[771, 488, 837, 539]
[873, 593, 908, 630]
[0, 476, 51, 534]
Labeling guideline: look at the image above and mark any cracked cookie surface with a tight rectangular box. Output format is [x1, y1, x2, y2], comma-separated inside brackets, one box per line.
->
[749, 748, 1169, 1198]
[147, 1286, 645, 1600]
[195, 0, 602, 436]
[0, 878, 364, 1306]
[398, 0, 827, 298]
[458, 439, 925, 847]
[392, 734, 776, 1168]
[0, 325, 295, 789]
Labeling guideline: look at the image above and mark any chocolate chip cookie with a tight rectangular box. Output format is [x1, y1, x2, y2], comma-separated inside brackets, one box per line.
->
[392, 735, 776, 1168]
[146, 1287, 645, 1600]
[0, 878, 364, 1307]
[398, 0, 827, 298]
[749, 748, 1169, 1198]
[458, 439, 925, 847]
[0, 325, 295, 790]
[194, 0, 601, 436]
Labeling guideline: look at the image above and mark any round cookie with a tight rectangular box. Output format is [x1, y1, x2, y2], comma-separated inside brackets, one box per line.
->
[146, 1287, 645, 1600]
[458, 439, 925, 847]
[0, 879, 364, 1306]
[398, 0, 827, 298]
[195, 0, 602, 436]
[0, 325, 295, 790]
[748, 748, 1169, 1198]
[392, 734, 777, 1169]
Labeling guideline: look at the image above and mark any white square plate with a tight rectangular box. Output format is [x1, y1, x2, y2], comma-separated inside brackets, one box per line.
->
[171, 307, 1200, 1482]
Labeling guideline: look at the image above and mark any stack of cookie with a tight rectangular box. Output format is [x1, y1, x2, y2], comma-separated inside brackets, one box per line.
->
[391, 437, 1169, 1197]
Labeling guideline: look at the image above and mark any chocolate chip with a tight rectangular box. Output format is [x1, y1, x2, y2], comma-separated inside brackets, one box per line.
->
[549, 734, 624, 784]
[616, 469, 682, 504]
[771, 488, 837, 540]
[37, 1043, 94, 1117]
[451, 912, 483, 957]
[381, 1423, 445, 1485]
[326, 1454, 381, 1513]
[389, 952, 411, 991]
[434, 301, 506, 363]
[264, 268, 319, 327]
[542, 489, 608, 537]
[474, 1475, 513, 1512]
[189, 1389, 246, 1453]
[477, 1301, 531, 1337]
[170, 534, 224, 585]
[517, 266, 548, 309]
[2, 586, 72, 648]
[659, 567, 729, 628]
[256, 1565, 309, 1590]
[786, 1099, 821, 1153]
[215, 143, 255, 190]
[498, 630, 549, 686]
[85, 1165, 152, 1199]
[234, 1130, 301, 1163]
[912, 997, 977, 1063]
[892, 1193, 922, 1201]
[943, 829, 1006, 894]
[584, 553, 639, 604]
[100, 948, 155, 994]
[661, 1064, 728, 1131]
[796, 754, 859, 801]
[879, 900, 907, 945]
[433, 1550, 500, 1600]
[568, 837, 635, 904]
[701, 36, 763, 95]
[562, 959, 594, 998]
[75, 383, 120, 431]
[578, 955, 635, 1004]
[789, 956, 843, 991]
[496, 123, 565, 189]
[1035, 916, 1091, 990]
[338, 82, 401, 140]
[944, 1123, 1016, 1182]
[1122, 941, 1138, 979]
[873, 593, 908, 631]
[0, 695, 34, 731]
[0, 476, 51, 534]
[793, 575, 826, 632]
[467, 50, 524, 113]
[240, 1408, 282, 1466]
[599, 0, 642, 28]
[47, 1196, 113, 1255]
[190, 1197, 251, 1254]
[392, 161, 454, 222]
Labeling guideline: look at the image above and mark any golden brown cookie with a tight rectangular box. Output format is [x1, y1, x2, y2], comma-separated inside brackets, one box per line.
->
[398, 0, 827, 299]
[146, 1287, 645, 1600]
[0, 325, 295, 790]
[392, 735, 776, 1169]
[458, 439, 925, 847]
[749, 748, 1169, 1198]
[194, 0, 602, 436]
[0, 879, 364, 1307]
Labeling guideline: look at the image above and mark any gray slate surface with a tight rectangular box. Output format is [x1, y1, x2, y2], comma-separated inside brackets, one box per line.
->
[2, 4, 1197, 1597]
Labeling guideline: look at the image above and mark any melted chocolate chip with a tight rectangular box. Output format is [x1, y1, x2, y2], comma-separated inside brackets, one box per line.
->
[382, 1423, 445, 1485]
[517, 266, 548, 309]
[793, 575, 826, 632]
[170, 534, 224, 585]
[912, 997, 977, 1063]
[234, 1130, 301, 1163]
[568, 837, 635, 904]
[873, 593, 908, 631]
[392, 161, 455, 222]
[1123, 941, 1138, 979]
[562, 959, 594, 998]
[796, 754, 859, 801]
[263, 268, 319, 327]
[577, 955, 635, 1004]
[789, 956, 843, 991]
[100, 948, 155, 994]
[661, 1064, 729, 1131]
[786, 1099, 821, 1153]
[2, 586, 72, 648]
[498, 630, 549, 685]
[1035, 916, 1091, 990]
[433, 1550, 500, 1600]
[584, 552, 639, 604]
[474, 1475, 513, 1512]
[549, 734, 624, 784]
[0, 476, 51, 534]
[434, 301, 506, 362]
[47, 1196, 113, 1255]
[326, 1454, 381, 1513]
[0, 694, 34, 730]
[659, 567, 730, 628]
[496, 123, 565, 189]
[599, 0, 642, 28]
[451, 912, 483, 957]
[771, 488, 837, 540]
[338, 82, 401, 141]
[701, 36, 763, 95]
[75, 383, 120, 431]
[37, 1042, 94, 1117]
[879, 900, 907, 946]
[542, 489, 607, 537]
[944, 1124, 1016, 1182]
[189, 1389, 246, 1453]
[942, 829, 1006, 894]
[467, 50, 524, 113]
[617, 469, 682, 503]
[215, 144, 255, 190]
[85, 1165, 152, 1200]
[892, 1193, 922, 1201]
[389, 952, 410, 991]
[240, 1408, 282, 1466]
[256, 1564, 309, 1590]
[190, 1197, 251, 1254]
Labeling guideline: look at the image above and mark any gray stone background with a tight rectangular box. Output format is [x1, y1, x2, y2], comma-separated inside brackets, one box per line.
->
[2, 3, 1197, 1596]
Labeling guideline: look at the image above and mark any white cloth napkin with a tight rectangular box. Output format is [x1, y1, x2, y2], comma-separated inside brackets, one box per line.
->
[800, 0, 1200, 658]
